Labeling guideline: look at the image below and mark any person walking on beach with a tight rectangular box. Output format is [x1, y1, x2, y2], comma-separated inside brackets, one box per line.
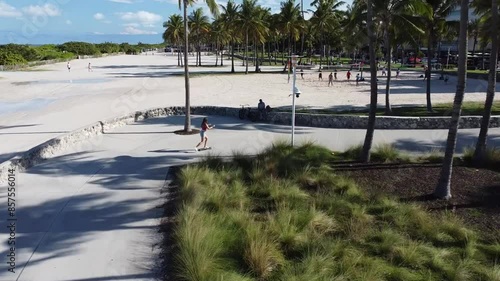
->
[328, 72, 333, 86]
[195, 117, 214, 151]
[356, 73, 360, 86]
[334, 69, 337, 80]
[300, 69, 304, 79]
[318, 70, 323, 81]
[396, 68, 400, 78]
[88, 62, 92, 72]
[346, 70, 351, 82]
[67, 61, 71, 72]
[381, 67, 387, 76]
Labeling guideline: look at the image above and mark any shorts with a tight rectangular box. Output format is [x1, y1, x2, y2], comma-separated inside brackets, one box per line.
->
[200, 130, 206, 138]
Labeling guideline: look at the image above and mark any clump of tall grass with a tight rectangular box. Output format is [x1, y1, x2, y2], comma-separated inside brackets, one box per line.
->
[463, 146, 500, 170]
[372, 144, 409, 163]
[243, 224, 284, 279]
[418, 148, 444, 163]
[341, 144, 363, 160]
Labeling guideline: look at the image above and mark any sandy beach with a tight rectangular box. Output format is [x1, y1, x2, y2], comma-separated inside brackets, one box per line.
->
[0, 53, 496, 162]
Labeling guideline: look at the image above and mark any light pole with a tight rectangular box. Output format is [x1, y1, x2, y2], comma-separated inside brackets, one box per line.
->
[291, 55, 300, 146]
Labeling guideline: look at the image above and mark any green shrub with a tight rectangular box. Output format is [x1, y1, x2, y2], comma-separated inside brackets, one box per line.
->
[0, 50, 27, 65]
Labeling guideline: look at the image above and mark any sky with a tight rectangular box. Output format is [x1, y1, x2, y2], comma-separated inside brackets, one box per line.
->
[0, 0, 352, 44]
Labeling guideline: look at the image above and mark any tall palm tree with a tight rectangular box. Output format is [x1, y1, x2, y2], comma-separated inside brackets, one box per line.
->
[353, 0, 424, 114]
[421, 0, 458, 113]
[473, 0, 499, 164]
[238, 0, 264, 74]
[309, 0, 344, 69]
[276, 0, 305, 58]
[163, 14, 184, 66]
[220, 0, 240, 73]
[211, 18, 225, 66]
[252, 7, 270, 72]
[361, 0, 379, 162]
[189, 8, 210, 66]
[434, 0, 469, 199]
[381, 0, 426, 114]
[178, 0, 218, 133]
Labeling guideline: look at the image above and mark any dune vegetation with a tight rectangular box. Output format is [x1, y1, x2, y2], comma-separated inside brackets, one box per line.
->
[167, 142, 500, 281]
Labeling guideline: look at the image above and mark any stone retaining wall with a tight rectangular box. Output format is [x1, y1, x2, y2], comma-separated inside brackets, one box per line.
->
[1, 106, 498, 182]
[191, 106, 500, 130]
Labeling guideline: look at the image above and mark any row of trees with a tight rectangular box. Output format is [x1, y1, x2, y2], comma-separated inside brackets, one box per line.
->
[359, 0, 497, 200]
[169, 0, 498, 200]
[0, 42, 163, 66]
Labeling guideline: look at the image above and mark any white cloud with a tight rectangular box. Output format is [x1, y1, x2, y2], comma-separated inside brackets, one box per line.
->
[94, 13, 105, 20]
[124, 23, 140, 27]
[108, 0, 134, 3]
[93, 31, 105, 35]
[121, 26, 158, 35]
[0, 2, 22, 17]
[118, 11, 162, 27]
[66, 19, 72, 25]
[22, 3, 61, 17]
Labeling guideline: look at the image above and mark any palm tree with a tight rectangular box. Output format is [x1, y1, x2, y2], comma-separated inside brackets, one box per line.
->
[189, 8, 210, 66]
[421, 0, 458, 113]
[473, 0, 499, 164]
[163, 14, 184, 66]
[178, 0, 218, 133]
[276, 0, 304, 58]
[353, 0, 425, 114]
[434, 0, 469, 199]
[238, 0, 264, 74]
[382, 0, 426, 114]
[468, 18, 480, 57]
[309, 0, 344, 69]
[220, 0, 240, 73]
[361, 0, 379, 162]
[211, 18, 226, 66]
[252, 7, 270, 72]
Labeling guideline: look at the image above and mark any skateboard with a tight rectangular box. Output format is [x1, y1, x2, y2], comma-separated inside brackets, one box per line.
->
[197, 147, 212, 151]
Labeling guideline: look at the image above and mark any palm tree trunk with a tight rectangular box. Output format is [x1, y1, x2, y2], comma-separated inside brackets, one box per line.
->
[434, 0, 469, 199]
[361, 0, 378, 162]
[215, 42, 219, 66]
[182, 0, 191, 132]
[262, 43, 265, 68]
[426, 31, 433, 112]
[385, 28, 392, 114]
[473, 0, 498, 164]
[231, 41, 235, 72]
[178, 46, 181, 66]
[245, 31, 249, 74]
[221, 44, 224, 66]
[199, 44, 202, 66]
[254, 37, 259, 72]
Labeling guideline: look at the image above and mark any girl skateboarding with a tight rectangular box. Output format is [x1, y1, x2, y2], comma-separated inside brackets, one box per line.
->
[195, 117, 214, 151]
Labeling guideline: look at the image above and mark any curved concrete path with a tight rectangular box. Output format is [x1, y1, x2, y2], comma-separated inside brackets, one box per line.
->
[1, 114, 500, 281]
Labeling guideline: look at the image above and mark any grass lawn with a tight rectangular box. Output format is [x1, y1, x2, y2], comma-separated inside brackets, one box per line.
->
[163, 142, 500, 281]
[276, 101, 500, 117]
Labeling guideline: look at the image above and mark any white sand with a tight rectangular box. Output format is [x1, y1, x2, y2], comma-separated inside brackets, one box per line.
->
[0, 53, 496, 162]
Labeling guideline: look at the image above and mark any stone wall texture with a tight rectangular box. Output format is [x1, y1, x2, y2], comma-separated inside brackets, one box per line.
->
[1, 106, 498, 182]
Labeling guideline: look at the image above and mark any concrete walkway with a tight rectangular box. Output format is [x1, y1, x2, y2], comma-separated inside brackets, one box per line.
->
[1, 115, 499, 281]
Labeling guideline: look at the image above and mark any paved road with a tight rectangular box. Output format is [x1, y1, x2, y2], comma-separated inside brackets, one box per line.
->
[0, 114, 499, 281]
